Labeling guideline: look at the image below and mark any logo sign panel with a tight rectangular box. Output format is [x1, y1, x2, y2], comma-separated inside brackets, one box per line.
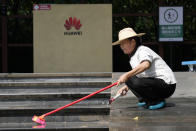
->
[33, 4, 112, 73]
[159, 6, 183, 42]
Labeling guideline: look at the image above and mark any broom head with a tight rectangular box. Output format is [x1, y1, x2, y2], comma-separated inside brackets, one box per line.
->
[32, 115, 46, 125]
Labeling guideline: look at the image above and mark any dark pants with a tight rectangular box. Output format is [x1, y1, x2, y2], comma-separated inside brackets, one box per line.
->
[125, 76, 176, 105]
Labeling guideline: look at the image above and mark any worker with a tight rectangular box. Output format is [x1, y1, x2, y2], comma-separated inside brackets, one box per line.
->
[113, 28, 176, 110]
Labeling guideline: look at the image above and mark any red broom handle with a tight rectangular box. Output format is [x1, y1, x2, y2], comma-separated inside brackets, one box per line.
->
[43, 82, 118, 117]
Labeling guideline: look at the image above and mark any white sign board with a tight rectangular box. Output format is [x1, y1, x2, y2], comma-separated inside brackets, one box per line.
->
[159, 6, 183, 42]
[33, 4, 112, 73]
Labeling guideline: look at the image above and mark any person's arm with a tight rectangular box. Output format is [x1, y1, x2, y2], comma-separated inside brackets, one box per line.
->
[117, 60, 151, 86]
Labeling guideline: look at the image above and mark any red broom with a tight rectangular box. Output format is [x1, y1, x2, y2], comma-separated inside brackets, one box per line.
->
[109, 93, 121, 104]
[32, 82, 118, 125]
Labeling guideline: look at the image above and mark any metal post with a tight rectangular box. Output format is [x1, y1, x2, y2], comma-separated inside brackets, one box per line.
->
[158, 0, 165, 59]
[169, 44, 173, 69]
[1, 0, 8, 72]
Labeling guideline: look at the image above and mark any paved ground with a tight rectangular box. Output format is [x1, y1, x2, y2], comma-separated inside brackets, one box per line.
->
[110, 72, 196, 131]
[1, 72, 195, 131]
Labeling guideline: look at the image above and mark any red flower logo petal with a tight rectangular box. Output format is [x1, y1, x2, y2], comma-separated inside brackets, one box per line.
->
[64, 17, 82, 30]
[64, 20, 71, 30]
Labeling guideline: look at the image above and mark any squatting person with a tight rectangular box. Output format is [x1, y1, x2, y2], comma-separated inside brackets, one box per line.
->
[113, 27, 176, 110]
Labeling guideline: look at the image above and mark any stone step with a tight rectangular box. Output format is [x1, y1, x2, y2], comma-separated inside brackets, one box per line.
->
[0, 92, 110, 100]
[0, 99, 109, 108]
[0, 107, 110, 116]
[0, 73, 112, 87]
[0, 86, 111, 100]
[0, 73, 111, 131]
[0, 86, 111, 93]
[0, 72, 112, 78]
[0, 85, 111, 90]
[0, 74, 112, 87]
[0, 81, 112, 87]
[0, 100, 110, 116]
[0, 115, 109, 123]
[0, 121, 109, 131]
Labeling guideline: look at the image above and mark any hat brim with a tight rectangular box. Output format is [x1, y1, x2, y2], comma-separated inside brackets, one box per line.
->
[112, 33, 146, 46]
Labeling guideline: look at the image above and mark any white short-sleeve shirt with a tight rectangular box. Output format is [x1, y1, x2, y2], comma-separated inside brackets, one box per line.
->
[130, 45, 177, 84]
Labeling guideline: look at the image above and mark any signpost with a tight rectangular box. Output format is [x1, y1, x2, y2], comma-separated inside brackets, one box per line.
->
[159, 6, 183, 42]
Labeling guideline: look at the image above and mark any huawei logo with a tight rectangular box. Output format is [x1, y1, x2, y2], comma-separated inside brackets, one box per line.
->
[64, 17, 82, 30]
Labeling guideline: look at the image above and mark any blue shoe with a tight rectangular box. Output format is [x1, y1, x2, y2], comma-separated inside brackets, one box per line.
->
[149, 101, 165, 110]
[138, 102, 146, 107]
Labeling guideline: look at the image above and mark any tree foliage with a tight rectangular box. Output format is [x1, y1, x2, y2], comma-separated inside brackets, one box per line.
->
[113, 0, 196, 42]
[1, 0, 196, 72]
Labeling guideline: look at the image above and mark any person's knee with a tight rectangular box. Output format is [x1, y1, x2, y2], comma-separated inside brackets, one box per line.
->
[132, 78, 142, 88]
[125, 77, 141, 89]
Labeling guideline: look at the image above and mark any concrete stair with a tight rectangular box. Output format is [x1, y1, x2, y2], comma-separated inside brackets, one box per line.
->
[0, 73, 112, 131]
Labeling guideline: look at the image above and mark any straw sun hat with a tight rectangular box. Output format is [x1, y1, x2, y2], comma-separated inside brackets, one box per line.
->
[112, 28, 146, 46]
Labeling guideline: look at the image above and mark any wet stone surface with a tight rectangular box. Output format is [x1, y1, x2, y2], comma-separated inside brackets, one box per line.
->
[1, 72, 196, 131]
[109, 72, 196, 130]
[109, 97, 196, 131]
[0, 73, 111, 131]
